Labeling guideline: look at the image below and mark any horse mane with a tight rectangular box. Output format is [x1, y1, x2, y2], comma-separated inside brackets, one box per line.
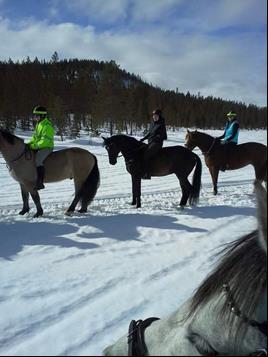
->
[111, 134, 140, 146]
[195, 130, 220, 142]
[0, 129, 16, 145]
[187, 230, 266, 334]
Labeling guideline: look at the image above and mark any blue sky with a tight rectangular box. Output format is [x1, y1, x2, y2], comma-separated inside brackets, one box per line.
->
[0, 0, 266, 107]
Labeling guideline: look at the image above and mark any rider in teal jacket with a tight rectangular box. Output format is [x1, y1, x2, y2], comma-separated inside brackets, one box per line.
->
[218, 111, 239, 144]
[218, 111, 239, 171]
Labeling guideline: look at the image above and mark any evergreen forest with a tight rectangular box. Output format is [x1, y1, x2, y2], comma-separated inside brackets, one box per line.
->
[0, 54, 266, 138]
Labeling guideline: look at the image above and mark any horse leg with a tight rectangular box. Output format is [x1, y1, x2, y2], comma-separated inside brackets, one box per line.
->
[209, 166, 219, 195]
[133, 176, 141, 208]
[66, 178, 83, 214]
[131, 175, 137, 205]
[30, 191, 43, 218]
[19, 184, 30, 215]
[254, 161, 267, 183]
[177, 175, 191, 208]
[137, 178, 141, 208]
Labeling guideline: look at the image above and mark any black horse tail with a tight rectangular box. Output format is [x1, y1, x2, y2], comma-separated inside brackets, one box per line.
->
[79, 154, 100, 210]
[189, 153, 202, 205]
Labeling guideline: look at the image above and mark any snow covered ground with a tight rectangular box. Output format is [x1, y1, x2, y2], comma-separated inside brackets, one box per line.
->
[0, 128, 266, 356]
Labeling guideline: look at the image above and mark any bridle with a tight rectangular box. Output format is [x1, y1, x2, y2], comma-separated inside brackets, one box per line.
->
[127, 285, 267, 356]
[222, 284, 267, 337]
[105, 141, 146, 162]
[222, 283, 267, 356]
[186, 135, 217, 156]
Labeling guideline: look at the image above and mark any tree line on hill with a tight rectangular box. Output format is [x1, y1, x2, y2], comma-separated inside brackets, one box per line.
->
[0, 53, 266, 139]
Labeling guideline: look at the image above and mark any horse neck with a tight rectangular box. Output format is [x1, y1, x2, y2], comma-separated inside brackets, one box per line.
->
[195, 133, 215, 153]
[1, 138, 25, 163]
[115, 136, 140, 160]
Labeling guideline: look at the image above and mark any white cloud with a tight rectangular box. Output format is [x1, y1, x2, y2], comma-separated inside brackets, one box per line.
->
[51, 0, 129, 23]
[0, 7, 266, 107]
[131, 0, 182, 22]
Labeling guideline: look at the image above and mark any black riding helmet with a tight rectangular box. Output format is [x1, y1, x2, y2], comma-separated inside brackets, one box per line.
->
[152, 109, 162, 116]
[33, 106, 47, 118]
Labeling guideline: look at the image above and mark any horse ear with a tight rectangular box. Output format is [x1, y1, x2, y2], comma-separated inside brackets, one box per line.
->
[101, 136, 107, 142]
[254, 180, 267, 254]
[187, 129, 190, 133]
[195, 129, 197, 133]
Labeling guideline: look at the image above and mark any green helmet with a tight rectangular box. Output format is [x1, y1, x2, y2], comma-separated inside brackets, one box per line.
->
[226, 111, 237, 117]
[33, 105, 47, 115]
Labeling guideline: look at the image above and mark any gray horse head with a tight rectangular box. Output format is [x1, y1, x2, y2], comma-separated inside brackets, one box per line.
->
[104, 182, 267, 356]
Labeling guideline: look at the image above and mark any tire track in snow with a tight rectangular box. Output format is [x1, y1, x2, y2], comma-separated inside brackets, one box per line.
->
[0, 276, 125, 351]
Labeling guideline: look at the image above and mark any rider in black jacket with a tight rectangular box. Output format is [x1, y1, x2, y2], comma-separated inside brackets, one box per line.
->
[140, 109, 167, 179]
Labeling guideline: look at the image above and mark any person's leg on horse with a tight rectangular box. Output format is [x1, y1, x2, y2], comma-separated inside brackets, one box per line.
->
[142, 141, 162, 179]
[220, 142, 236, 171]
[34, 148, 53, 190]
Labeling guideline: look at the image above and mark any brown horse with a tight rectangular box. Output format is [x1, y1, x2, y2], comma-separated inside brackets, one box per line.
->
[0, 129, 100, 217]
[185, 129, 267, 195]
[102, 134, 202, 208]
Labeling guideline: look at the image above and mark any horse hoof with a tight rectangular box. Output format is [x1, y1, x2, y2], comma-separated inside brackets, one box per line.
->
[33, 211, 43, 218]
[65, 210, 73, 216]
[78, 208, 87, 213]
[19, 209, 29, 215]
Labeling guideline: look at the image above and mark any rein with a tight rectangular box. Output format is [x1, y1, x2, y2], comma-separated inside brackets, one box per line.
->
[10, 144, 32, 164]
[202, 137, 217, 155]
[128, 317, 160, 356]
[5, 144, 33, 171]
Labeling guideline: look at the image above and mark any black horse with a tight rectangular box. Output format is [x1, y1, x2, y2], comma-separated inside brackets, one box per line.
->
[102, 135, 202, 208]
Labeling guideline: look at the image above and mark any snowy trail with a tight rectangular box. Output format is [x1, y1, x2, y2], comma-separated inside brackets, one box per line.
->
[0, 129, 266, 356]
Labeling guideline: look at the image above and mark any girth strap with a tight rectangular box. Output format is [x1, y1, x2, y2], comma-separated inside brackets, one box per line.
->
[128, 317, 160, 356]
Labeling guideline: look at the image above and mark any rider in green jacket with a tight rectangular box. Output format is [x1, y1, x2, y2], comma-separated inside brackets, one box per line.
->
[28, 106, 55, 190]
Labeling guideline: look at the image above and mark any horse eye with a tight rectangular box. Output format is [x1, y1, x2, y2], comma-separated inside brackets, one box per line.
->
[188, 332, 219, 356]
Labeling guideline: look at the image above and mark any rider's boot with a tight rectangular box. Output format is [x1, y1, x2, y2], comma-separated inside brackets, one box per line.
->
[35, 166, 45, 190]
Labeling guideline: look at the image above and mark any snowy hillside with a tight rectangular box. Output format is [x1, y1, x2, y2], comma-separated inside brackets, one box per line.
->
[0, 128, 266, 356]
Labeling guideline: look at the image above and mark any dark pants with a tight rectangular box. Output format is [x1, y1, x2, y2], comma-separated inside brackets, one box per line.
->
[144, 141, 163, 161]
[221, 142, 237, 171]
[142, 141, 163, 177]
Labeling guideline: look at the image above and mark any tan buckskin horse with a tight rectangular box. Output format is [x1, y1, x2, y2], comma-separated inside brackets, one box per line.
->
[0, 129, 100, 217]
[185, 129, 267, 195]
